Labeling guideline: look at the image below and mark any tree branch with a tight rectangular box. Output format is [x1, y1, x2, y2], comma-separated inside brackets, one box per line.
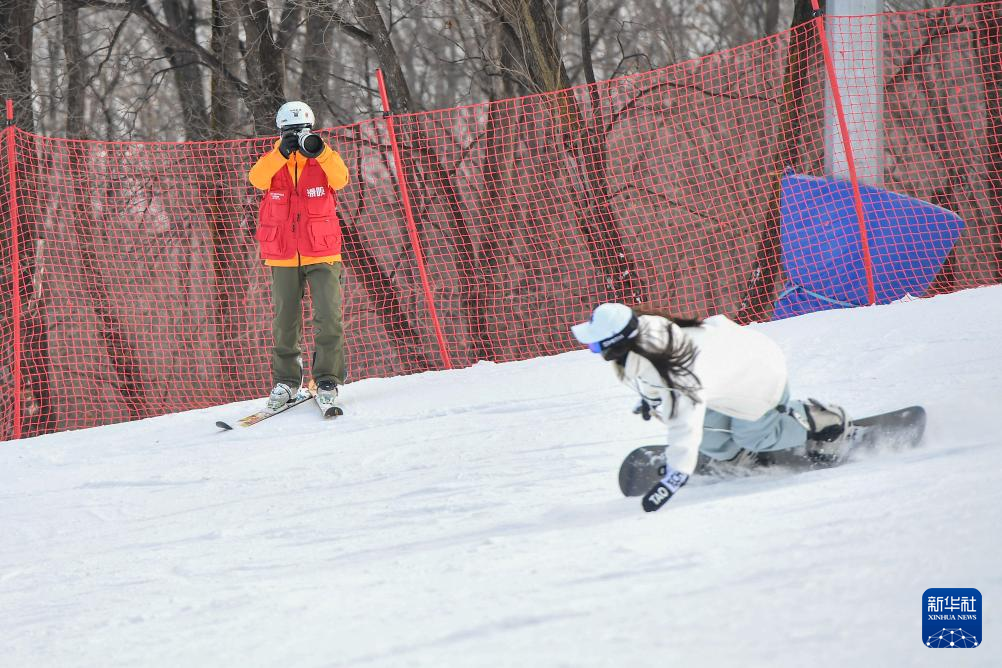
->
[73, 0, 250, 96]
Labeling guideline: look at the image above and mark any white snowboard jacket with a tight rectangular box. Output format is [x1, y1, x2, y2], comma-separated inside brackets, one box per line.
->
[612, 314, 789, 475]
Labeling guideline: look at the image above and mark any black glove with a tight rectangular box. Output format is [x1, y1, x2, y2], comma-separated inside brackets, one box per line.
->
[297, 129, 325, 159]
[641, 465, 689, 512]
[633, 399, 653, 421]
[278, 131, 299, 158]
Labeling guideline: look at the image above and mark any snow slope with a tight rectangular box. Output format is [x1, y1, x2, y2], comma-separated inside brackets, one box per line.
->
[2, 287, 1000, 667]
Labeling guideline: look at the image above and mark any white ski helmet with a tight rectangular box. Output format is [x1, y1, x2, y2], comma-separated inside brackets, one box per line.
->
[275, 101, 315, 129]
[571, 303, 639, 353]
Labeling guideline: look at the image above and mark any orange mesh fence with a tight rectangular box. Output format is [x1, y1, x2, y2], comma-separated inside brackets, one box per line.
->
[2, 2, 1001, 439]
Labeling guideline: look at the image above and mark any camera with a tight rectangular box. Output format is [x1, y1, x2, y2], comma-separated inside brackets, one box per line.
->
[297, 128, 324, 157]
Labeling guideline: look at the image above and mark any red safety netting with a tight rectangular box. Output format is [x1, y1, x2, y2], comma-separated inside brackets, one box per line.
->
[2, 2, 1001, 439]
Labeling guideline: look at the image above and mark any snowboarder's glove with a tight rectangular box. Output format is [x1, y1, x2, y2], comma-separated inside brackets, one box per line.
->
[297, 129, 325, 158]
[633, 398, 653, 421]
[633, 396, 661, 421]
[279, 131, 300, 158]
[641, 464, 689, 512]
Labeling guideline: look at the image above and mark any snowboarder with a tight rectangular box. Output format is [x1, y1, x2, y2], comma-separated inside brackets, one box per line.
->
[249, 101, 349, 410]
[571, 303, 851, 512]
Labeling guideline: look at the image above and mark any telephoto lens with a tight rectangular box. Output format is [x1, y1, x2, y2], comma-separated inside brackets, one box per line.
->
[298, 130, 324, 158]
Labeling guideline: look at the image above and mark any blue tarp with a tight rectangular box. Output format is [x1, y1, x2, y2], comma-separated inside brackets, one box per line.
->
[774, 171, 964, 319]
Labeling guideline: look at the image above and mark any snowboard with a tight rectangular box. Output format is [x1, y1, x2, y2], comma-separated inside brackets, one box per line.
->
[617, 406, 926, 497]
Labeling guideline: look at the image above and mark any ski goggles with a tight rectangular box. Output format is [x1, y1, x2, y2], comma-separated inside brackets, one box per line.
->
[586, 316, 639, 353]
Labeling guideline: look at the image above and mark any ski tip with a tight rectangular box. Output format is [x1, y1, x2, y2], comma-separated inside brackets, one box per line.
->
[216, 421, 233, 431]
[323, 406, 344, 418]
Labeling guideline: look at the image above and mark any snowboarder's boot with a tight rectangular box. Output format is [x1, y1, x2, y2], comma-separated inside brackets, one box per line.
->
[802, 399, 850, 466]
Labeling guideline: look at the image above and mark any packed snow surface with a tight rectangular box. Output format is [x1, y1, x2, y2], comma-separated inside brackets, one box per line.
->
[2, 287, 1000, 667]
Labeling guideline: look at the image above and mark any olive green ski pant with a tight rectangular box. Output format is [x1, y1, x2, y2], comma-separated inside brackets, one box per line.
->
[270, 261, 345, 388]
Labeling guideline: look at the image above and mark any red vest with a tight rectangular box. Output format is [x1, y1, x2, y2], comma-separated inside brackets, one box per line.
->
[256, 160, 342, 260]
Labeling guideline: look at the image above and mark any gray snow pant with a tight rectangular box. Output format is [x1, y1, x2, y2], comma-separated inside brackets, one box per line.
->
[699, 386, 809, 461]
[270, 261, 345, 388]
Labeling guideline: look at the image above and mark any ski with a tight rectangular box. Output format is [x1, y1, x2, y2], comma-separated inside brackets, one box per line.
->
[315, 394, 344, 419]
[216, 391, 315, 431]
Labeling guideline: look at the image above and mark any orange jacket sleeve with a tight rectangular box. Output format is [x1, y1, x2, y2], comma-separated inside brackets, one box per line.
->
[315, 145, 350, 190]
[248, 141, 288, 191]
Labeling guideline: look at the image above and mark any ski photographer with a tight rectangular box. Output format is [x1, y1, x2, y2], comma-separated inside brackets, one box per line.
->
[248, 101, 350, 413]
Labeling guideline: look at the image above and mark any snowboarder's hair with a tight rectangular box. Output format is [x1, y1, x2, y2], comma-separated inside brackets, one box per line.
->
[617, 306, 703, 418]
[631, 305, 703, 329]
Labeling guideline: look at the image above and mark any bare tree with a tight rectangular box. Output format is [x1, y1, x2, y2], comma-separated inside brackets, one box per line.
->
[210, 0, 244, 138]
[0, 0, 36, 129]
[157, 0, 212, 139]
[61, 0, 87, 138]
[350, 0, 416, 113]
[301, 1, 334, 127]
[241, 0, 287, 133]
[492, 0, 572, 93]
